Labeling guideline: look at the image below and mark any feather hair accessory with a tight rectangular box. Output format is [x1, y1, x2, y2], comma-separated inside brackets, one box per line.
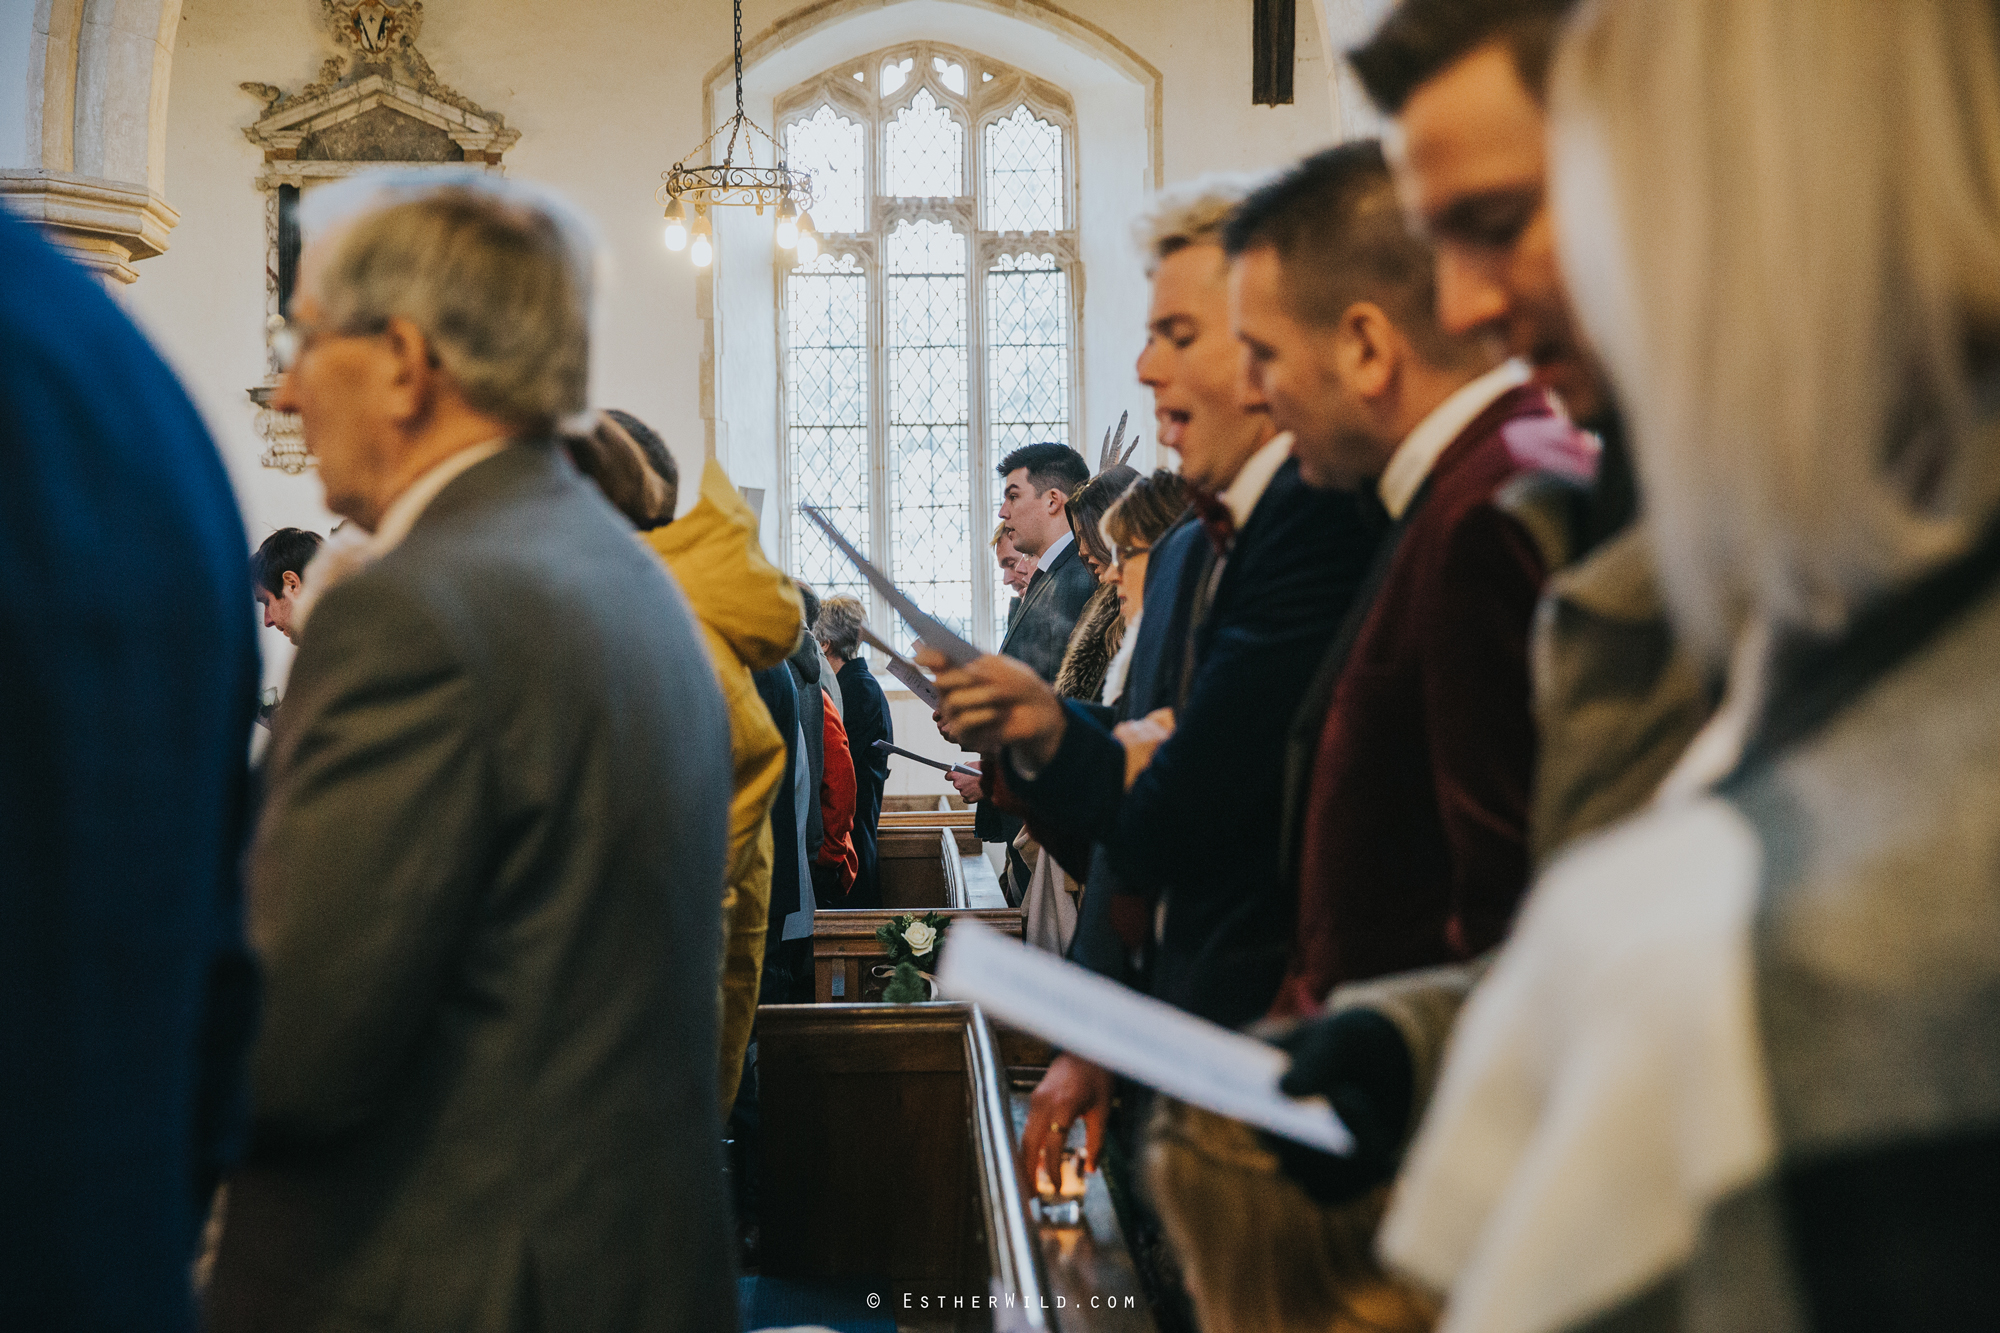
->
[1098, 410, 1140, 474]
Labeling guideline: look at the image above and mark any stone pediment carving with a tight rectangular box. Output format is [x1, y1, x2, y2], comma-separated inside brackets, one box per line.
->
[242, 0, 519, 474]
[241, 1, 518, 166]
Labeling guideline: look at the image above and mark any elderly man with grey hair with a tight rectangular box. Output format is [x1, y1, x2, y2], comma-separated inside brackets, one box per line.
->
[206, 171, 737, 1333]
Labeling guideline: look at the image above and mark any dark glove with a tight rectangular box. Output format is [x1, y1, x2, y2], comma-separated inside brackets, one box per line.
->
[1261, 1007, 1414, 1205]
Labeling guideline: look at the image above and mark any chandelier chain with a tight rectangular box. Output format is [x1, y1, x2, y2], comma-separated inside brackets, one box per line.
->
[655, 0, 813, 215]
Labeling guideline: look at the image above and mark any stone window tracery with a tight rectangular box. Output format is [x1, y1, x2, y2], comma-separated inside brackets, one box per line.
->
[778, 43, 1080, 649]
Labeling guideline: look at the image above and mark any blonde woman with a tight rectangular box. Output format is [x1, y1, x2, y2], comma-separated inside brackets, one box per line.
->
[1381, 0, 2000, 1328]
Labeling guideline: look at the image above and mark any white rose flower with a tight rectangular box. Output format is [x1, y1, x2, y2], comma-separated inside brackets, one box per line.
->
[902, 921, 938, 956]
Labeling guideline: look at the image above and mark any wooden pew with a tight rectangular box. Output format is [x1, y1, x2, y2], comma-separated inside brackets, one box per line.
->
[883, 793, 953, 814]
[878, 825, 967, 910]
[813, 908, 1024, 1003]
[880, 807, 981, 855]
[756, 1002, 1154, 1331]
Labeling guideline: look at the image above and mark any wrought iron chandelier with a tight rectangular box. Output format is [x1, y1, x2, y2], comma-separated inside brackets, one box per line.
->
[657, 0, 818, 268]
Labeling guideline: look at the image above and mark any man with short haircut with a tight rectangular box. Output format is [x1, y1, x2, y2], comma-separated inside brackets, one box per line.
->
[1137, 143, 1598, 1333]
[927, 174, 1377, 1174]
[208, 171, 736, 1333]
[1354, 0, 1709, 860]
[250, 527, 323, 645]
[1235, 0, 1713, 1228]
[1230, 142, 1595, 1015]
[994, 441, 1097, 681]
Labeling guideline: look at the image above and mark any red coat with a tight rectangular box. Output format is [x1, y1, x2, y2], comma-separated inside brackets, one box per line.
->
[1271, 386, 1595, 1016]
[816, 700, 859, 896]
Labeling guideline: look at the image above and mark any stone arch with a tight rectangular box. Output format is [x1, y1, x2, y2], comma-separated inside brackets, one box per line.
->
[711, 0, 1163, 190]
[696, 0, 1165, 540]
[1, 0, 181, 282]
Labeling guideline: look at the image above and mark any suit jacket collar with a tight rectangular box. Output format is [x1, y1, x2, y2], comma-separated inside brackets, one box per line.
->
[1002, 538, 1078, 651]
[1379, 360, 1531, 518]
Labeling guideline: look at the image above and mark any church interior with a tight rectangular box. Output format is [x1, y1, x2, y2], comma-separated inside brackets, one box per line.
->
[9, 0, 2000, 1330]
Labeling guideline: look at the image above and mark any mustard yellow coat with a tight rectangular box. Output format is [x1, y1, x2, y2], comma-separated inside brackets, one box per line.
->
[647, 459, 802, 1114]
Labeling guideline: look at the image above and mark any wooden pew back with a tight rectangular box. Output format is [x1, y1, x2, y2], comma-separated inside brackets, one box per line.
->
[813, 908, 1024, 1003]
[877, 825, 966, 910]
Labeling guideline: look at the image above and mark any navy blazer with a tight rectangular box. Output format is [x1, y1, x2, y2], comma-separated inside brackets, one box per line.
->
[0, 209, 260, 1330]
[1012, 460, 1378, 1027]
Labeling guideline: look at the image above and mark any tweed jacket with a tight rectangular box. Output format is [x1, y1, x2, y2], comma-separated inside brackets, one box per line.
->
[209, 446, 736, 1333]
[0, 210, 260, 1333]
[1384, 520, 2000, 1331]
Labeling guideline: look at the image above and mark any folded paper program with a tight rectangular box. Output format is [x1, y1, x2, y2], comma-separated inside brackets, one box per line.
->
[936, 920, 1355, 1154]
[800, 506, 982, 667]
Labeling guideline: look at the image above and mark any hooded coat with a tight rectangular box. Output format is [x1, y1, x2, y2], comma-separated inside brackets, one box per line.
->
[647, 459, 803, 1113]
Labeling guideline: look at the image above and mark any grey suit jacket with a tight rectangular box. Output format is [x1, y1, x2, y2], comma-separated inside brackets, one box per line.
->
[998, 539, 1097, 684]
[210, 445, 737, 1333]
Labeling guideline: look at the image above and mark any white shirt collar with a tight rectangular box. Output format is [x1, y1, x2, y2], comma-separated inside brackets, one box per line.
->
[1035, 527, 1074, 569]
[368, 438, 509, 556]
[289, 439, 507, 640]
[1220, 431, 1296, 530]
[1378, 359, 1532, 519]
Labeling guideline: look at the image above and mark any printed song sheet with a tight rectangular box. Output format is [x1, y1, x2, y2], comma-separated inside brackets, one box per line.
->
[873, 739, 980, 778]
[801, 506, 982, 667]
[936, 921, 1354, 1154]
[859, 627, 942, 710]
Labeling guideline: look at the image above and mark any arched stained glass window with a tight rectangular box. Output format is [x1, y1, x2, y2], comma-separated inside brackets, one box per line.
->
[778, 45, 1080, 650]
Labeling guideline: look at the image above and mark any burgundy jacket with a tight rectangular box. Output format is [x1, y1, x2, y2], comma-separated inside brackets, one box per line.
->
[1270, 386, 1595, 1017]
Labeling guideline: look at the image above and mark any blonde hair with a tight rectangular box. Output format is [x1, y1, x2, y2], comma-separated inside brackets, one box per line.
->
[1550, 0, 2000, 660]
[1133, 172, 1270, 276]
[300, 170, 600, 435]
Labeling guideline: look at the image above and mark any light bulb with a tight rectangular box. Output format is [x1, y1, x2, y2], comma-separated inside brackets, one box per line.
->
[690, 234, 714, 267]
[775, 217, 799, 249]
[795, 230, 819, 262]
[664, 220, 688, 251]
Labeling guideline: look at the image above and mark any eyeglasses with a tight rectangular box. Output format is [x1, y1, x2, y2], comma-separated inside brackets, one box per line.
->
[266, 313, 315, 372]
[266, 312, 387, 372]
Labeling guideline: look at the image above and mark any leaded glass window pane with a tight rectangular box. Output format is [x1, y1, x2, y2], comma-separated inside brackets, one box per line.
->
[786, 252, 870, 610]
[884, 89, 964, 198]
[785, 104, 865, 234]
[778, 47, 1077, 655]
[985, 250, 1071, 640]
[983, 105, 1064, 232]
[887, 219, 972, 641]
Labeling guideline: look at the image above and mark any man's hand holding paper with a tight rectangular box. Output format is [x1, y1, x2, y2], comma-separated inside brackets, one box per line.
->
[917, 646, 1068, 771]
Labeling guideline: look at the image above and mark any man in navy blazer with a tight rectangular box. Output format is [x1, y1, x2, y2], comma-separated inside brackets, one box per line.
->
[0, 208, 260, 1331]
[927, 179, 1377, 1178]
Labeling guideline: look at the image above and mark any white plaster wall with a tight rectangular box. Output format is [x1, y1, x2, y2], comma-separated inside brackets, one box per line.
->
[122, 0, 1355, 737]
